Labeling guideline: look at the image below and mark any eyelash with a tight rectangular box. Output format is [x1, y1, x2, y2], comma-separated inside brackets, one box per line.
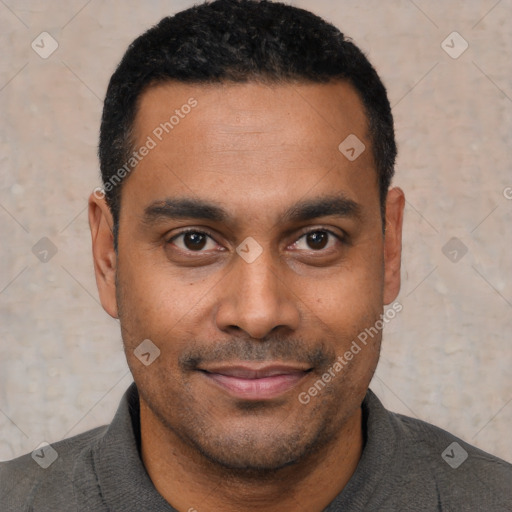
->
[167, 227, 345, 253]
[167, 228, 220, 252]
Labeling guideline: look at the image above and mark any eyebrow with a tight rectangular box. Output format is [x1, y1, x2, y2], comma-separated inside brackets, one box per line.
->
[143, 198, 227, 224]
[281, 194, 361, 224]
[142, 194, 362, 226]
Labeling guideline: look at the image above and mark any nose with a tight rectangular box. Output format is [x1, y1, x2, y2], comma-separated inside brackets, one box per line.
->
[214, 248, 301, 339]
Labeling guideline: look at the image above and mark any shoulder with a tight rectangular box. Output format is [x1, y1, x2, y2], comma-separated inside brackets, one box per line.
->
[393, 408, 511, 470]
[359, 390, 512, 511]
[388, 405, 512, 509]
[0, 425, 107, 510]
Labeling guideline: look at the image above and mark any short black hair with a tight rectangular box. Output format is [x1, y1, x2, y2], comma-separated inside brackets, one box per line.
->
[99, 0, 396, 245]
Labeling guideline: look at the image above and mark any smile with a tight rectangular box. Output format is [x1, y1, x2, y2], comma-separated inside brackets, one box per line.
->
[199, 364, 312, 400]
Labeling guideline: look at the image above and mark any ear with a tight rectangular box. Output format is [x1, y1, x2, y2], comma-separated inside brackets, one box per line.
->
[383, 187, 405, 305]
[88, 191, 118, 318]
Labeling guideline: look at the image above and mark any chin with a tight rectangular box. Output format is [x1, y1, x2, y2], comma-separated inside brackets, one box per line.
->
[181, 416, 334, 476]
[191, 440, 305, 474]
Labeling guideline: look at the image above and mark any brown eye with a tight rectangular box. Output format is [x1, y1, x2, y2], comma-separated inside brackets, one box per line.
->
[290, 229, 340, 253]
[305, 231, 329, 250]
[183, 232, 207, 250]
[169, 231, 217, 252]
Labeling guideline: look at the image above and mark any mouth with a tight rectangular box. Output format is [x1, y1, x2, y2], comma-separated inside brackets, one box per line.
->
[198, 363, 312, 400]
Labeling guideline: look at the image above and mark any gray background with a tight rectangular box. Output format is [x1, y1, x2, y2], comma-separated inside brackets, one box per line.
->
[1, 0, 511, 463]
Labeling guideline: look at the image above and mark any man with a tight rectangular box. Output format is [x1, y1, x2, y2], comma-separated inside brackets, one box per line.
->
[1, 0, 511, 510]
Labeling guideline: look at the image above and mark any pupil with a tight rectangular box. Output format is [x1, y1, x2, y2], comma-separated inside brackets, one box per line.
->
[307, 231, 328, 250]
[184, 232, 206, 250]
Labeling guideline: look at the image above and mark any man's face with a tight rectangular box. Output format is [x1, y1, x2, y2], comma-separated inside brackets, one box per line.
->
[91, 81, 403, 471]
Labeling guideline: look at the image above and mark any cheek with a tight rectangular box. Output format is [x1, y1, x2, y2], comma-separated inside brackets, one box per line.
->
[301, 247, 385, 381]
[116, 252, 215, 360]
[309, 249, 384, 325]
[118, 245, 180, 307]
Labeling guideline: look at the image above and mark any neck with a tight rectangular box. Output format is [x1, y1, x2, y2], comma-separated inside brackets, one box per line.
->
[139, 400, 363, 512]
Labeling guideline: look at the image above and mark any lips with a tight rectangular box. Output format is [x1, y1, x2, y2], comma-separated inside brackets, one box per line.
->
[199, 364, 311, 400]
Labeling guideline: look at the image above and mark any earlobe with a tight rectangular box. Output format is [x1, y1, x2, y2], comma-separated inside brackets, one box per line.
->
[383, 187, 405, 305]
[88, 193, 119, 318]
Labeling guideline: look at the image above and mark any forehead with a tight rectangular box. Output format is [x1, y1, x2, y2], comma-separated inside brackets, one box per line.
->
[124, 80, 378, 222]
[134, 79, 370, 156]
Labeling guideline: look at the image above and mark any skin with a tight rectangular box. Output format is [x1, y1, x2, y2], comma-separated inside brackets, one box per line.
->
[89, 80, 404, 512]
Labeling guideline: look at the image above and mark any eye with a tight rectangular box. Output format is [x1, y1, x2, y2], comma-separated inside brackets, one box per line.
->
[168, 230, 219, 252]
[291, 230, 340, 251]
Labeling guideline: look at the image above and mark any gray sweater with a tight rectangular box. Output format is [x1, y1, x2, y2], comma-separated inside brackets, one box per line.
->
[1, 383, 511, 511]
